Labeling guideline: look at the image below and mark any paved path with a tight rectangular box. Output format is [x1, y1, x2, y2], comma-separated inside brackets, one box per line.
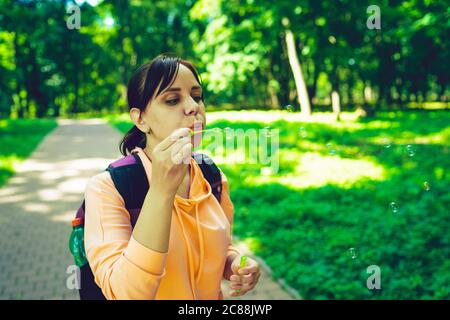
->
[0, 118, 298, 300]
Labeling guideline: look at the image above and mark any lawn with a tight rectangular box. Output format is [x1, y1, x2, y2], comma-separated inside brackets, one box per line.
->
[108, 110, 450, 299]
[0, 118, 58, 188]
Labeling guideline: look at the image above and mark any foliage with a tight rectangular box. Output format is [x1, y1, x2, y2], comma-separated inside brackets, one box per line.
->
[0, 0, 448, 118]
[110, 109, 449, 299]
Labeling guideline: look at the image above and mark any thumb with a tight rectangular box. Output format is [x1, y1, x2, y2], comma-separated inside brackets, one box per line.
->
[230, 255, 246, 275]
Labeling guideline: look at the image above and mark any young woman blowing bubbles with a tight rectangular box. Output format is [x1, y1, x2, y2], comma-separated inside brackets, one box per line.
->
[84, 54, 260, 300]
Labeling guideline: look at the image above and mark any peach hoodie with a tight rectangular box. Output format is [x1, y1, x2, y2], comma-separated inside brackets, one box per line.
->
[83, 147, 241, 300]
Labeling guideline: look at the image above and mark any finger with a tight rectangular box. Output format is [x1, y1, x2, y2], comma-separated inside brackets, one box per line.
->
[171, 143, 192, 165]
[230, 275, 241, 283]
[229, 283, 242, 290]
[254, 272, 261, 284]
[169, 143, 190, 165]
[179, 142, 193, 164]
[247, 275, 260, 288]
[167, 137, 191, 162]
[239, 264, 259, 275]
[240, 274, 254, 284]
[247, 273, 261, 288]
[158, 128, 190, 151]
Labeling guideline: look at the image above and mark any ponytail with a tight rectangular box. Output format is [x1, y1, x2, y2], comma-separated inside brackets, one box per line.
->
[119, 125, 146, 156]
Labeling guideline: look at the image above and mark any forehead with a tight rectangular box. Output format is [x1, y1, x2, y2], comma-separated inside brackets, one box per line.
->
[170, 64, 200, 88]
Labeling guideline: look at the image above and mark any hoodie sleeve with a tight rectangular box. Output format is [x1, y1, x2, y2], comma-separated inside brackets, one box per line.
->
[219, 171, 242, 270]
[84, 171, 167, 300]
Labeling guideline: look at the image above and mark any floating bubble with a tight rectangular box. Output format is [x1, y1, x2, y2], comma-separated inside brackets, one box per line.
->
[382, 138, 392, 149]
[406, 144, 415, 157]
[348, 58, 356, 66]
[389, 201, 399, 213]
[284, 104, 293, 112]
[298, 127, 308, 138]
[326, 142, 337, 155]
[348, 248, 357, 259]
[423, 181, 430, 191]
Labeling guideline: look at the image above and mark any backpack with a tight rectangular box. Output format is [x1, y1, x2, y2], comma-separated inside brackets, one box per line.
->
[71, 151, 223, 300]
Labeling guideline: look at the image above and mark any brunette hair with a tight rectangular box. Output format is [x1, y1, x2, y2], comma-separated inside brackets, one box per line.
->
[119, 54, 203, 156]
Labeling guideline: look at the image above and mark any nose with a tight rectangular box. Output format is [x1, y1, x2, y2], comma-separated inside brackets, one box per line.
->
[184, 96, 200, 116]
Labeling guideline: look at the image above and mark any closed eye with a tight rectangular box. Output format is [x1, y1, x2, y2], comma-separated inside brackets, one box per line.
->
[166, 95, 203, 106]
[166, 98, 179, 105]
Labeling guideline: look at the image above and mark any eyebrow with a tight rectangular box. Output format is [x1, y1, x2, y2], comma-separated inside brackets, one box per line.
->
[161, 86, 202, 94]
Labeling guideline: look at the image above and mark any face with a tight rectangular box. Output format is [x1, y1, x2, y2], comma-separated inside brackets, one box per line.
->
[130, 63, 206, 152]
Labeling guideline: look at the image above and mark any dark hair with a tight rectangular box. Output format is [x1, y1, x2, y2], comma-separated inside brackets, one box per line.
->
[119, 54, 204, 156]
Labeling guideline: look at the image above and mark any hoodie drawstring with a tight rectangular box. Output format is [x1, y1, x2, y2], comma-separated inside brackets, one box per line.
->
[195, 203, 205, 285]
[175, 203, 204, 300]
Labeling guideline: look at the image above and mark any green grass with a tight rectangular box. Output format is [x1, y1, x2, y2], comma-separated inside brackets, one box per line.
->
[0, 118, 58, 188]
[108, 110, 449, 299]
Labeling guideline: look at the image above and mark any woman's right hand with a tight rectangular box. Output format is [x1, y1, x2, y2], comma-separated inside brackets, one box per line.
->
[149, 127, 192, 195]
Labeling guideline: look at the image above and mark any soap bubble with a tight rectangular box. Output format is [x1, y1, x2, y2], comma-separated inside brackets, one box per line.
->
[298, 127, 308, 138]
[284, 104, 293, 112]
[389, 202, 399, 213]
[326, 142, 337, 155]
[348, 248, 358, 259]
[405, 145, 415, 157]
[382, 138, 392, 149]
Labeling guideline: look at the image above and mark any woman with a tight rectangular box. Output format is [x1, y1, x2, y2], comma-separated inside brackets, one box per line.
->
[84, 54, 260, 300]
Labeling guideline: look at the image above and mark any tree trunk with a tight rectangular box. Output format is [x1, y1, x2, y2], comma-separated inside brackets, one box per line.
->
[283, 18, 311, 116]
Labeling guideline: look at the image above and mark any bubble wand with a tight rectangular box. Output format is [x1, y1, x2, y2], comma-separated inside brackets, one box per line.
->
[235, 255, 247, 294]
[189, 128, 221, 136]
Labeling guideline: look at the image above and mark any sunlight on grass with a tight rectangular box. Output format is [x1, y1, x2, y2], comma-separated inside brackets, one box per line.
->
[245, 152, 387, 189]
[207, 110, 361, 125]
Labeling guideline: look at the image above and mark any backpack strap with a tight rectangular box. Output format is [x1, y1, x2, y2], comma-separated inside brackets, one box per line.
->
[105, 153, 149, 210]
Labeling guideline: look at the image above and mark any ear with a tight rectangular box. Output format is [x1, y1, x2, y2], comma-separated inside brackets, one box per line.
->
[130, 108, 147, 132]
